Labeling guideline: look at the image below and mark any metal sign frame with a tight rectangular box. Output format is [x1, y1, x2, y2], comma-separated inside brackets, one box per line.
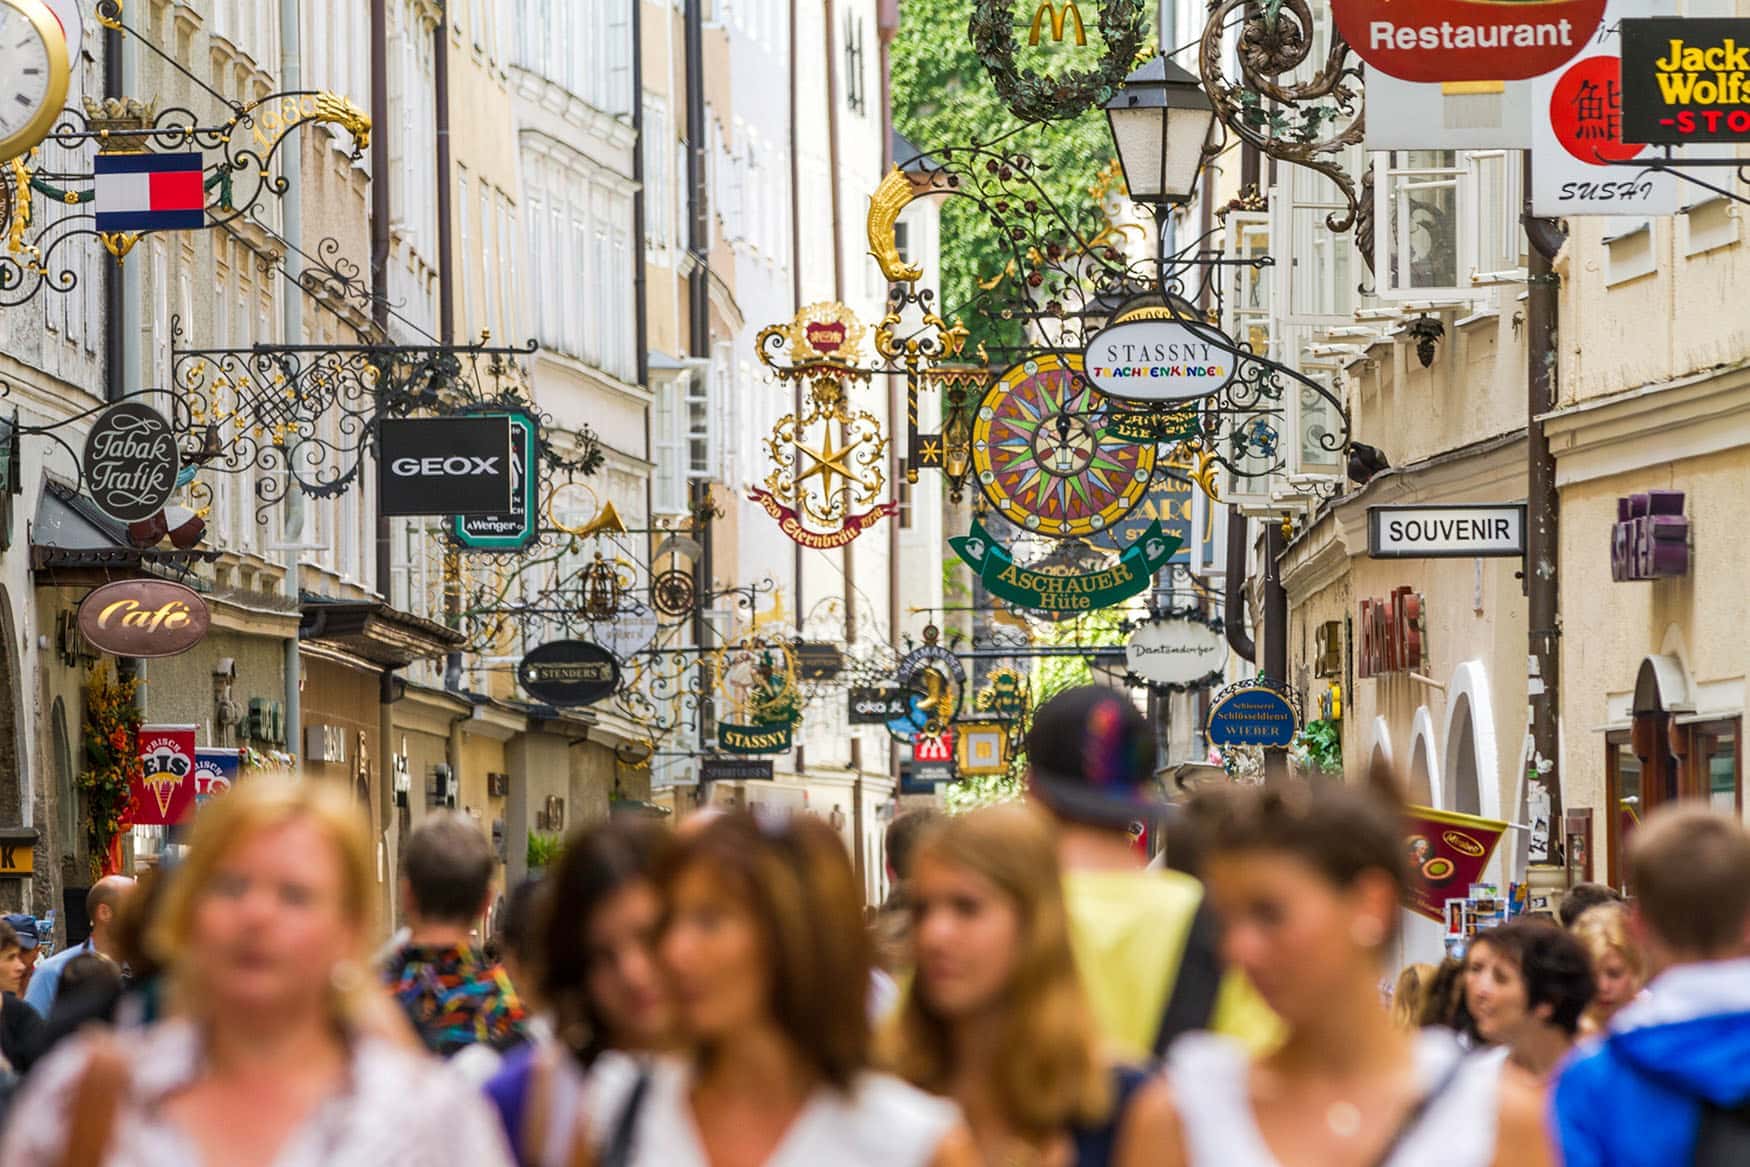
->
[1366, 504, 1528, 560]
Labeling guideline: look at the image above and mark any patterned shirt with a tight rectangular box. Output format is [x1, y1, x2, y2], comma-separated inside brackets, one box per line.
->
[383, 943, 530, 1058]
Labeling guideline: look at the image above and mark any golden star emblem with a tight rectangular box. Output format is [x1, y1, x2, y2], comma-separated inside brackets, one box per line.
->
[918, 438, 943, 466]
[795, 429, 870, 496]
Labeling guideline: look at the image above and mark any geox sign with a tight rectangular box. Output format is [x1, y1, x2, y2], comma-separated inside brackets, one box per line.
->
[377, 416, 514, 516]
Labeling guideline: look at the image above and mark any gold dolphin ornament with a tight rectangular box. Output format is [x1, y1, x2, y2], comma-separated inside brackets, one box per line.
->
[867, 167, 926, 284]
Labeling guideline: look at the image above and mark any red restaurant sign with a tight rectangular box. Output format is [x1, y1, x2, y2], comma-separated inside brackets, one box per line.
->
[1334, 0, 1606, 83]
[1404, 804, 1509, 922]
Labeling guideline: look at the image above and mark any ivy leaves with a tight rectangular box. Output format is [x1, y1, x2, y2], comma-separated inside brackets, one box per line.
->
[968, 0, 1150, 123]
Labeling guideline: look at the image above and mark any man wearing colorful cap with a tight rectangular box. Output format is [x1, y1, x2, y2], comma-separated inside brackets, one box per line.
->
[1026, 686, 1279, 1060]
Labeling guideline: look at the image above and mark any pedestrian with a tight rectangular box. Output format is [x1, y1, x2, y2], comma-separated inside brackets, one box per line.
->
[1557, 882, 1623, 929]
[1418, 957, 1481, 1044]
[1553, 804, 1750, 1166]
[1024, 686, 1278, 1061]
[887, 804, 1176, 1166]
[872, 807, 940, 975]
[383, 811, 529, 1060]
[23, 875, 134, 1017]
[0, 776, 514, 1167]
[1391, 963, 1437, 1030]
[0, 919, 42, 1071]
[492, 878, 545, 1010]
[484, 821, 673, 1167]
[1569, 903, 1646, 1037]
[2, 914, 42, 1001]
[1150, 782, 1552, 1167]
[1463, 921, 1594, 1081]
[585, 810, 977, 1166]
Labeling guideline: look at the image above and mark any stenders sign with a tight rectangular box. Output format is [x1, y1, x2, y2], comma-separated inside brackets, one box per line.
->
[1333, 0, 1605, 83]
[1622, 19, 1750, 143]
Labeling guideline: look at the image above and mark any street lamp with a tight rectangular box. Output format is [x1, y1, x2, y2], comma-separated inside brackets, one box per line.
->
[1103, 56, 1219, 207]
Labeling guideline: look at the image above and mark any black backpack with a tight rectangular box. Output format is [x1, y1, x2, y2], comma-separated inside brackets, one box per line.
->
[1151, 898, 1225, 1059]
[1692, 1098, 1750, 1165]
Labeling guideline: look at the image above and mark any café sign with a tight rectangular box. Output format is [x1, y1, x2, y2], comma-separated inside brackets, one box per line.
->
[517, 640, 621, 707]
[1367, 504, 1527, 559]
[1125, 615, 1227, 690]
[83, 401, 181, 523]
[77, 579, 211, 659]
[1082, 318, 1236, 404]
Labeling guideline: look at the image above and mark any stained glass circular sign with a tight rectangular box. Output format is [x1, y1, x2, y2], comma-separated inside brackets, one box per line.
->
[971, 354, 1155, 539]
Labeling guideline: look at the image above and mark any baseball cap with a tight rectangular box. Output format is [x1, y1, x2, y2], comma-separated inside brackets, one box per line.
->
[2, 914, 39, 950]
[1026, 686, 1168, 829]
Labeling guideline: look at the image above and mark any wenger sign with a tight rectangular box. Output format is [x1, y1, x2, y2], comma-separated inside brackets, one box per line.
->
[1622, 19, 1750, 142]
[1334, 0, 1605, 82]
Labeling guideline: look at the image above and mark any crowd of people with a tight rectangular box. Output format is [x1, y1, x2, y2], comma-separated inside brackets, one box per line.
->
[0, 684, 1745, 1165]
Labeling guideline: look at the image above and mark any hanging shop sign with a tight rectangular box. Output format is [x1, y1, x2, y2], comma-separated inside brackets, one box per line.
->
[973, 354, 1156, 539]
[132, 723, 196, 826]
[891, 634, 967, 739]
[901, 761, 958, 793]
[957, 722, 1010, 776]
[1404, 804, 1510, 922]
[1357, 588, 1427, 680]
[1612, 490, 1690, 580]
[193, 747, 243, 808]
[1367, 504, 1527, 559]
[378, 415, 514, 517]
[82, 401, 181, 524]
[717, 722, 795, 754]
[748, 488, 898, 550]
[1125, 615, 1227, 690]
[1206, 679, 1301, 750]
[516, 640, 621, 707]
[1107, 404, 1200, 445]
[1366, 72, 1534, 151]
[699, 758, 775, 782]
[0, 828, 36, 877]
[1333, 0, 1605, 83]
[973, 667, 1030, 720]
[949, 519, 1181, 615]
[1622, 19, 1750, 142]
[1082, 318, 1236, 404]
[794, 642, 845, 680]
[849, 686, 910, 725]
[77, 579, 211, 659]
[913, 731, 955, 764]
[451, 410, 539, 552]
[1532, 0, 1679, 217]
[968, 0, 1149, 122]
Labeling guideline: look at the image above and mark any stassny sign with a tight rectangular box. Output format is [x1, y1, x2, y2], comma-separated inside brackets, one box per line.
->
[1367, 504, 1527, 560]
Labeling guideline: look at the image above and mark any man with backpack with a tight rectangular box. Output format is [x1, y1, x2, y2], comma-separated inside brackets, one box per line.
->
[1553, 804, 1750, 1166]
[1025, 687, 1279, 1061]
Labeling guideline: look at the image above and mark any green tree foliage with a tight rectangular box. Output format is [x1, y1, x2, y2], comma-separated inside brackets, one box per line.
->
[890, 0, 1120, 350]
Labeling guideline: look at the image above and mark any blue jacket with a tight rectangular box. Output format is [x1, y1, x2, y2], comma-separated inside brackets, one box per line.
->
[1553, 958, 1750, 1167]
[21, 939, 91, 1017]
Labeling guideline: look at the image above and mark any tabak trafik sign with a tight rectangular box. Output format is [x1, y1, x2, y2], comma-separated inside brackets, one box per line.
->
[1334, 0, 1606, 82]
[1622, 19, 1750, 142]
[83, 401, 181, 524]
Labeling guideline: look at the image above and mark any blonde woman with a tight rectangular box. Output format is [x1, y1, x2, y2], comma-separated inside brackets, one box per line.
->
[887, 805, 1175, 1167]
[1571, 904, 1647, 1036]
[0, 778, 514, 1167]
[1391, 963, 1437, 1030]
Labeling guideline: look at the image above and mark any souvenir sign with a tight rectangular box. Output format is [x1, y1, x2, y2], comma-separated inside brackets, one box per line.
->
[950, 519, 1181, 615]
[193, 747, 243, 808]
[957, 722, 1011, 776]
[82, 401, 181, 523]
[1206, 679, 1300, 750]
[1367, 504, 1527, 559]
[1125, 616, 1227, 690]
[891, 634, 966, 739]
[1333, 0, 1605, 83]
[132, 724, 196, 826]
[77, 579, 211, 659]
[517, 640, 621, 707]
[714, 637, 802, 755]
[1404, 805, 1509, 922]
[1622, 19, 1750, 143]
[1082, 318, 1236, 404]
[973, 354, 1156, 539]
[452, 410, 540, 552]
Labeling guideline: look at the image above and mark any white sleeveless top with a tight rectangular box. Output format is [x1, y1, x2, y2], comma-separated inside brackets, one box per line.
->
[589, 1055, 960, 1167]
[1164, 1030, 1501, 1167]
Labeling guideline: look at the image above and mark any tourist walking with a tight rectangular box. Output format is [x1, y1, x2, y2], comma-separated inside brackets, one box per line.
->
[1463, 921, 1594, 1081]
[1569, 904, 1646, 1037]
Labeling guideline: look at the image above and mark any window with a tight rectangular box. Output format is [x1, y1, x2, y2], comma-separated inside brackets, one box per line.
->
[457, 165, 474, 333]
[688, 369, 713, 477]
[1692, 722, 1742, 815]
[480, 181, 496, 338]
[1605, 221, 1656, 286]
[1376, 151, 1463, 297]
[844, 13, 866, 115]
[644, 98, 672, 251]
[653, 377, 687, 514]
[1606, 716, 1741, 890]
[1605, 731, 1646, 892]
[897, 461, 913, 528]
[1683, 196, 1740, 257]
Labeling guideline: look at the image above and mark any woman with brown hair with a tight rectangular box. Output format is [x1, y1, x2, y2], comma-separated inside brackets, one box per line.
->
[887, 805, 1175, 1166]
[584, 810, 976, 1167]
[1148, 782, 1554, 1167]
[0, 778, 513, 1167]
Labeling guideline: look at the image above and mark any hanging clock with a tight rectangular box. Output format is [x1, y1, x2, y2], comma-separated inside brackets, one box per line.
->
[0, 0, 71, 164]
[972, 353, 1155, 538]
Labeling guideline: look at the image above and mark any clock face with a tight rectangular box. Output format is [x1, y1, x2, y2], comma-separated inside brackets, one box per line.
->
[972, 353, 1156, 538]
[0, 0, 69, 164]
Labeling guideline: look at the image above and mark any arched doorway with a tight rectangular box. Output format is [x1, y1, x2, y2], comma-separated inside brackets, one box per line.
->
[1606, 654, 1694, 888]
[1369, 716, 1395, 778]
[1407, 707, 1440, 807]
[1443, 662, 1501, 821]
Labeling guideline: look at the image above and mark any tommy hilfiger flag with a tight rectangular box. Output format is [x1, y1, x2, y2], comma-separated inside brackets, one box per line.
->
[93, 152, 206, 232]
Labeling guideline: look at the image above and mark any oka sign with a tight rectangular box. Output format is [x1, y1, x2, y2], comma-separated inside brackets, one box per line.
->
[378, 416, 515, 517]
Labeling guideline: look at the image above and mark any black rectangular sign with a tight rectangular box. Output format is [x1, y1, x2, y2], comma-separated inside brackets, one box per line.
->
[379, 416, 514, 517]
[1623, 19, 1750, 143]
[901, 761, 957, 794]
[849, 686, 908, 725]
[700, 758, 775, 783]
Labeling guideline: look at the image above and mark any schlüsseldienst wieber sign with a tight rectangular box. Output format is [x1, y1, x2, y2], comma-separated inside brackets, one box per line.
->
[1367, 504, 1528, 559]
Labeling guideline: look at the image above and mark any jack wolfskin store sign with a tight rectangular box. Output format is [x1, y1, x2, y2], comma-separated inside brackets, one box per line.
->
[1622, 19, 1750, 142]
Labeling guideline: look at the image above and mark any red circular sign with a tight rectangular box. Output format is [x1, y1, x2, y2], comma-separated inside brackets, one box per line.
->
[1333, 0, 1606, 83]
[1549, 55, 1645, 164]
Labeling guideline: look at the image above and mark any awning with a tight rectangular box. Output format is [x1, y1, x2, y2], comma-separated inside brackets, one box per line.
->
[299, 595, 464, 669]
[30, 477, 217, 583]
